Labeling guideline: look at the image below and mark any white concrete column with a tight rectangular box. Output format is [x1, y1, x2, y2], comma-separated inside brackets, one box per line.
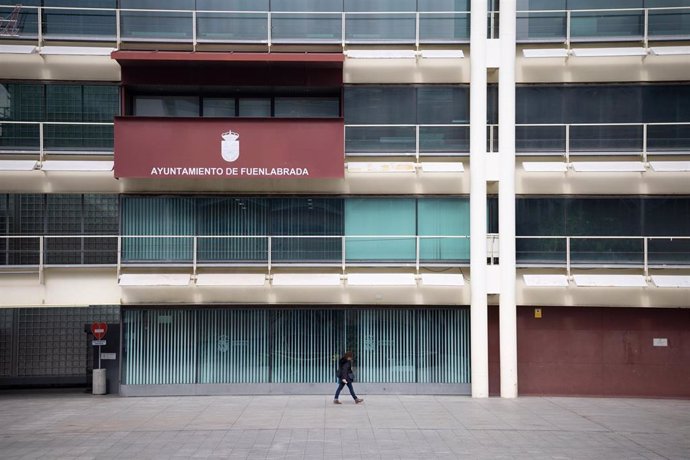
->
[470, 0, 489, 398]
[498, 0, 518, 398]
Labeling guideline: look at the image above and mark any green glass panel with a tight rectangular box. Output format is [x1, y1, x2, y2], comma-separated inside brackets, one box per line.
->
[121, 196, 195, 262]
[345, 198, 416, 261]
[418, 198, 470, 261]
[198, 309, 269, 383]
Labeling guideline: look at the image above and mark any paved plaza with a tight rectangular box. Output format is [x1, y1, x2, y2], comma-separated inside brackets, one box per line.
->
[0, 390, 688, 459]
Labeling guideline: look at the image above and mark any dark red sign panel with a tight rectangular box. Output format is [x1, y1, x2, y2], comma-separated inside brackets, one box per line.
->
[114, 117, 344, 179]
[91, 322, 107, 340]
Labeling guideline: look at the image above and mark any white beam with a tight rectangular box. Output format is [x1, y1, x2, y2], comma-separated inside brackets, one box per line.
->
[470, 0, 489, 399]
[499, 0, 518, 399]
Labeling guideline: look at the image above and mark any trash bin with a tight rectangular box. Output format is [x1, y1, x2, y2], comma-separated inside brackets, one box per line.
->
[93, 368, 106, 395]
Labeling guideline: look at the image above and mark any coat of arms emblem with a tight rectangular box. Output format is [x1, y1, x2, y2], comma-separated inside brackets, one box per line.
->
[221, 130, 240, 162]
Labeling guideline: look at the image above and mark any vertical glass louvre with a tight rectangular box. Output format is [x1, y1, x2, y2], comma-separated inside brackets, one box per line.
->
[270, 198, 343, 262]
[121, 196, 195, 262]
[272, 309, 343, 383]
[196, 197, 268, 263]
[198, 309, 269, 383]
[416, 309, 470, 383]
[123, 309, 197, 385]
[418, 198, 470, 262]
[353, 309, 416, 383]
[345, 198, 416, 261]
[122, 307, 471, 386]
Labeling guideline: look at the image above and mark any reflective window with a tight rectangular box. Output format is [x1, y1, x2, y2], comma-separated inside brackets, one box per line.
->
[274, 97, 339, 118]
[134, 96, 199, 117]
[344, 86, 416, 125]
[238, 98, 271, 117]
[202, 98, 236, 118]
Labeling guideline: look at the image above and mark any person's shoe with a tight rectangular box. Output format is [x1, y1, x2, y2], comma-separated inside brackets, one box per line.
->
[355, 398, 364, 404]
[333, 399, 342, 404]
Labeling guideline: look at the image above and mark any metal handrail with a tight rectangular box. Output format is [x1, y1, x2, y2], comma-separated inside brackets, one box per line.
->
[516, 122, 690, 159]
[345, 124, 471, 158]
[516, 235, 690, 275]
[0, 4, 472, 46]
[517, 6, 690, 44]
[0, 121, 115, 158]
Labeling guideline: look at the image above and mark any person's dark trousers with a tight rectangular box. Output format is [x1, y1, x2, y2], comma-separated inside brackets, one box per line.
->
[334, 381, 358, 400]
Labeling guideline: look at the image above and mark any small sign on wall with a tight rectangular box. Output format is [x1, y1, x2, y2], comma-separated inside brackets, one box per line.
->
[653, 338, 668, 347]
[534, 308, 542, 319]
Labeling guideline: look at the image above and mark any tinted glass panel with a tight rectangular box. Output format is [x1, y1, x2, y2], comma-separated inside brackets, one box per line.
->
[344, 87, 415, 124]
[345, 14, 416, 42]
[418, 0, 470, 11]
[271, 0, 341, 12]
[274, 97, 339, 118]
[238, 98, 271, 117]
[417, 86, 468, 124]
[203, 98, 236, 117]
[196, 13, 268, 41]
[196, 0, 267, 10]
[345, 198, 416, 261]
[345, 0, 416, 12]
[134, 97, 199, 117]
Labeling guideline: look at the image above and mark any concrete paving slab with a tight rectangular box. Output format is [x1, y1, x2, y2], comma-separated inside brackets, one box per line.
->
[1, 390, 689, 459]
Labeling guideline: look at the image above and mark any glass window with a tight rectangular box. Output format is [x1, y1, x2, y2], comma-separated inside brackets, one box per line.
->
[121, 196, 195, 262]
[120, 0, 194, 9]
[196, 0, 268, 11]
[644, 198, 690, 236]
[238, 98, 271, 117]
[345, 198, 416, 261]
[418, 198, 470, 261]
[344, 86, 416, 124]
[274, 97, 339, 118]
[134, 96, 199, 117]
[566, 85, 642, 123]
[345, 0, 416, 12]
[568, 0, 642, 9]
[0, 84, 43, 121]
[517, 0, 566, 10]
[203, 98, 236, 117]
[196, 197, 268, 262]
[418, 0, 470, 11]
[46, 85, 81, 122]
[417, 86, 468, 124]
[46, 195, 81, 235]
[271, 0, 341, 12]
[270, 198, 342, 262]
[83, 195, 118, 234]
[516, 85, 565, 124]
[44, 0, 115, 6]
[83, 86, 120, 122]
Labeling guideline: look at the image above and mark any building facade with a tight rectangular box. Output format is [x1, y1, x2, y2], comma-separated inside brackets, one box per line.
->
[0, 0, 689, 397]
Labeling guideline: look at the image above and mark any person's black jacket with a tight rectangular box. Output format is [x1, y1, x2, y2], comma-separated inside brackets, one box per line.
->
[338, 358, 355, 383]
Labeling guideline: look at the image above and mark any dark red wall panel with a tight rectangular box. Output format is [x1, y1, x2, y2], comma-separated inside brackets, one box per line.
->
[517, 306, 690, 397]
[114, 117, 344, 179]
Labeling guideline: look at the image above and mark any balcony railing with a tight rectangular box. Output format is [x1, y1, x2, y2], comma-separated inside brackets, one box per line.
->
[0, 5, 470, 47]
[345, 124, 470, 158]
[0, 235, 471, 272]
[517, 6, 690, 45]
[0, 121, 114, 158]
[516, 122, 690, 161]
[517, 236, 690, 273]
[4, 235, 689, 277]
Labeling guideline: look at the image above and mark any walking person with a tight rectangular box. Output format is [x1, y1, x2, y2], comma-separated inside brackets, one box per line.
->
[333, 351, 364, 404]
